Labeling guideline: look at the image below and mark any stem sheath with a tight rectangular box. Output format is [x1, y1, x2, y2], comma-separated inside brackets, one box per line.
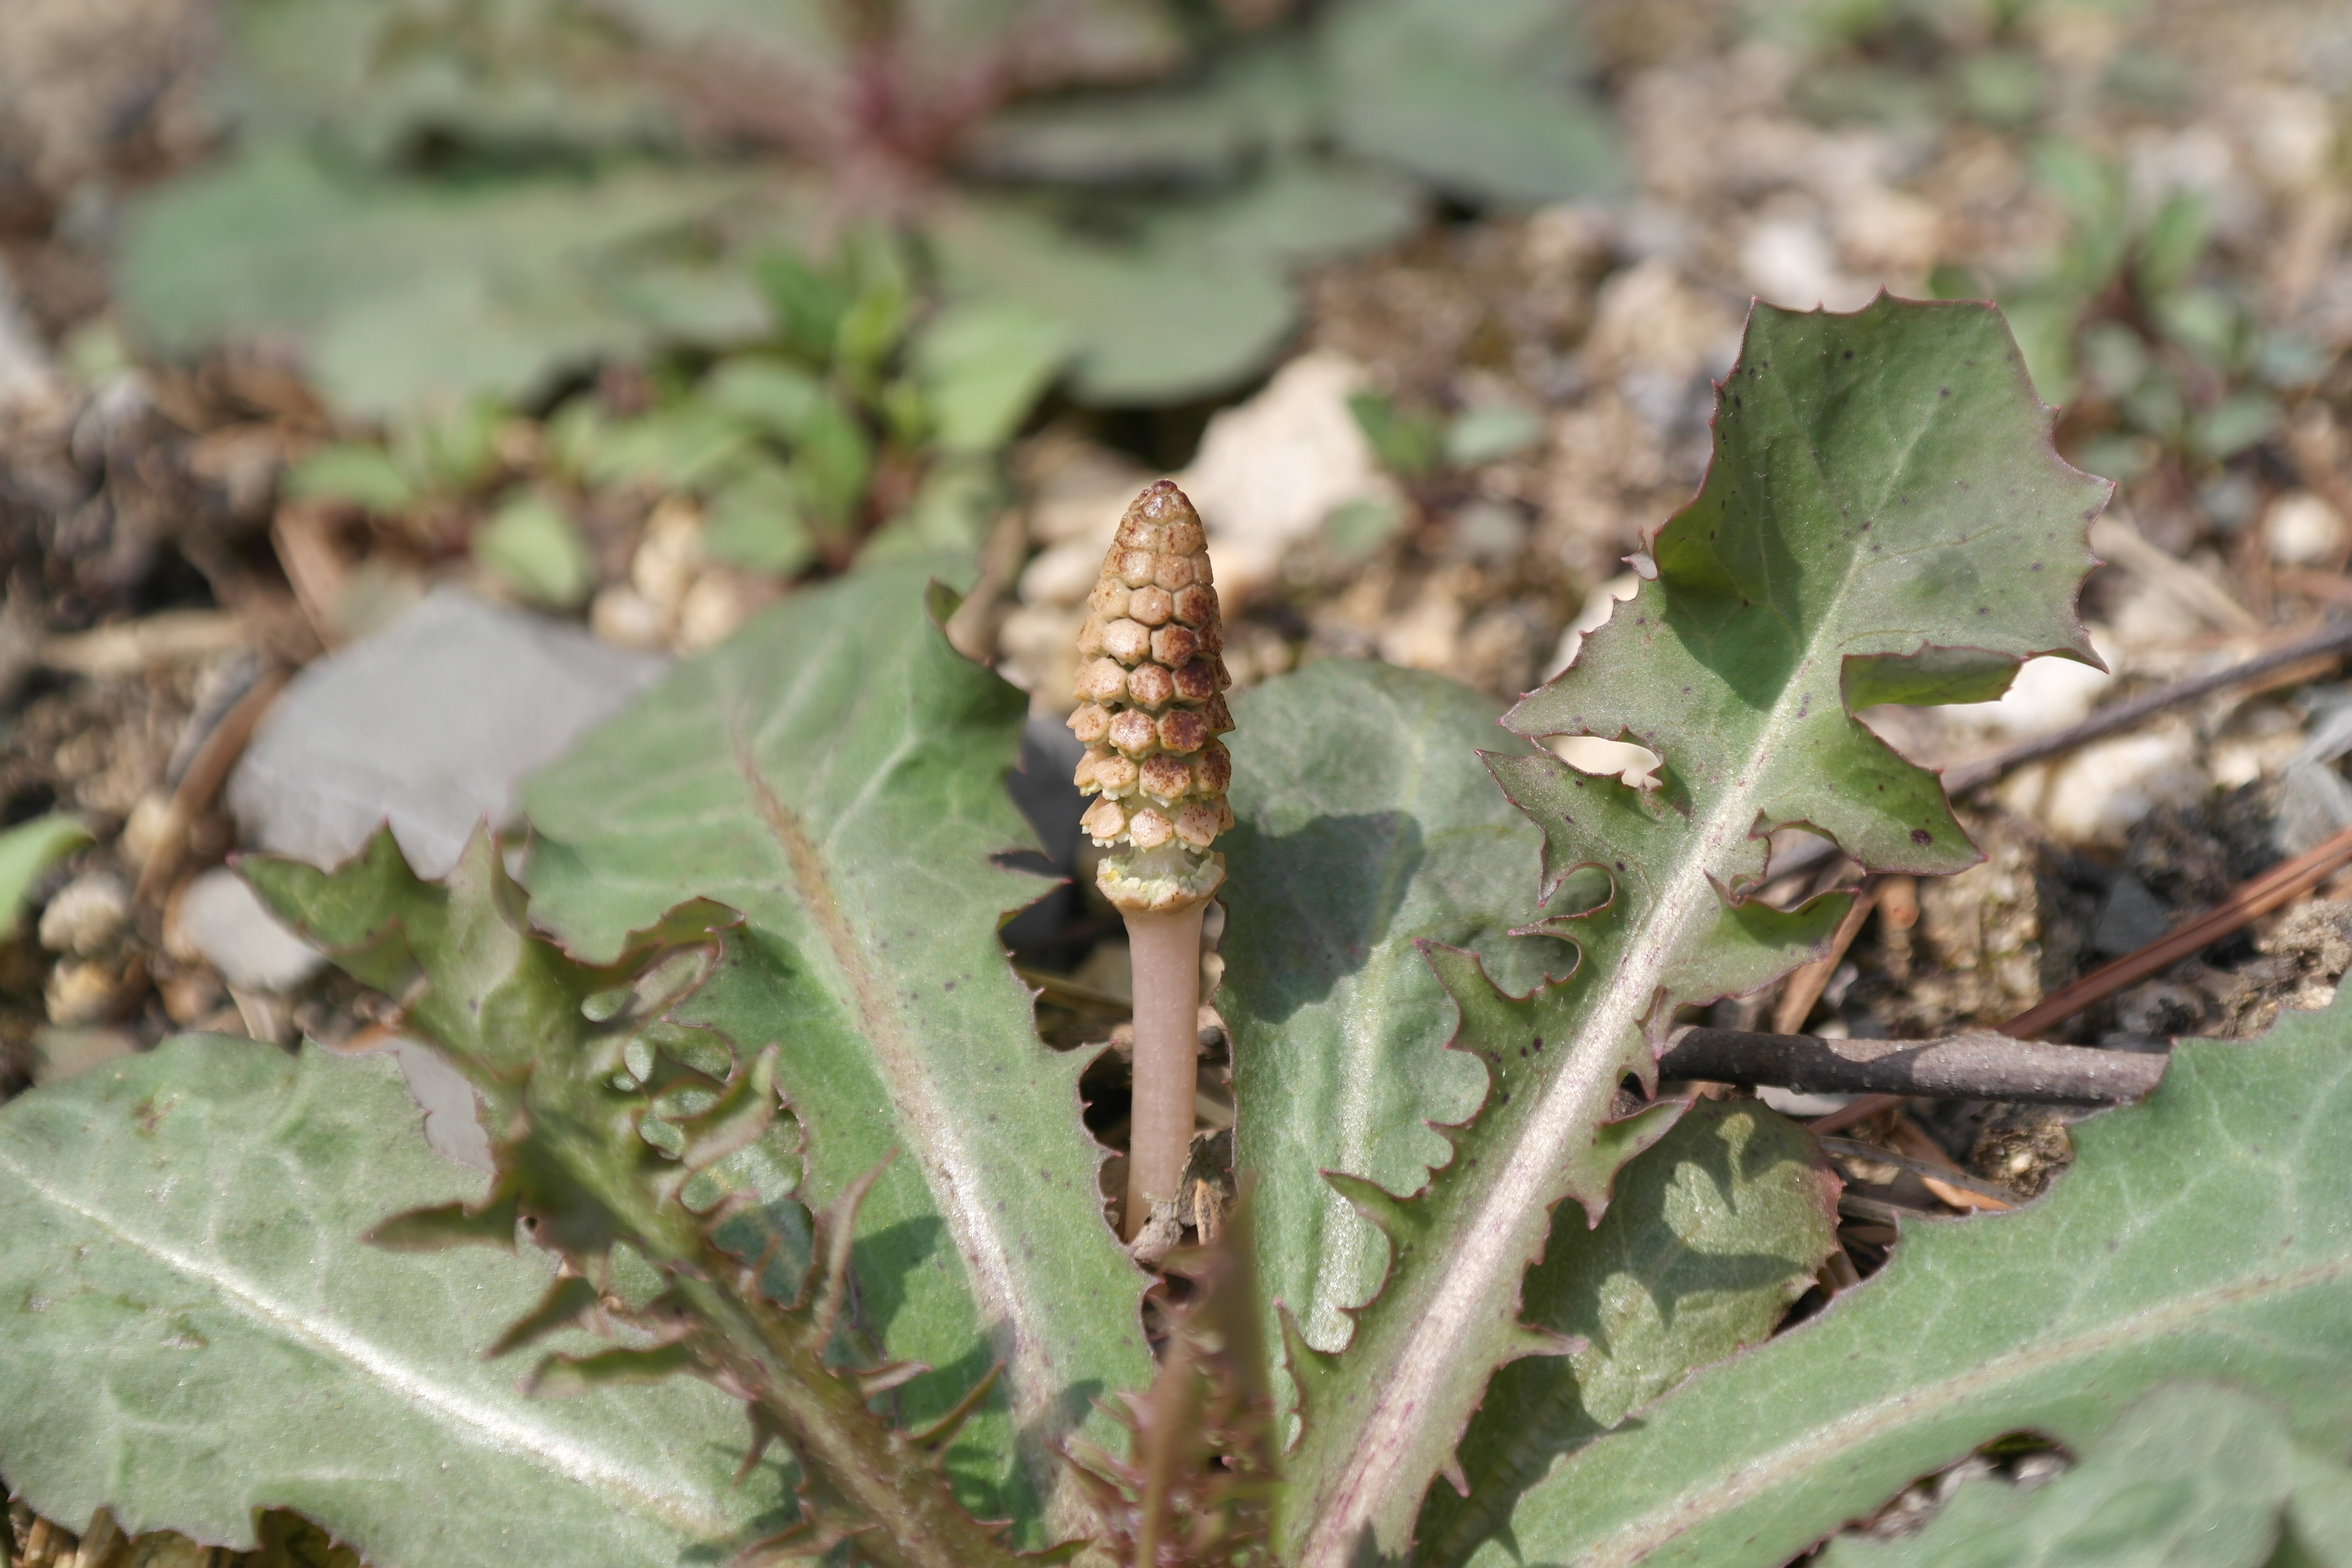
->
[1123, 902, 1205, 1239]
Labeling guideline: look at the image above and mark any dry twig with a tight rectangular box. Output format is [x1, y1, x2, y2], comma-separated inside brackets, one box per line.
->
[2001, 818, 2352, 1038]
[132, 668, 289, 905]
[1662, 1026, 2164, 1105]
[1816, 1136, 2017, 1209]
[1771, 876, 1880, 1035]
[1942, 618, 2352, 796]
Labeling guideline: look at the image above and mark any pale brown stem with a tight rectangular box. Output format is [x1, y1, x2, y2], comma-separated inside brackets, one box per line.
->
[1122, 903, 1204, 1241]
[1770, 876, 1880, 1035]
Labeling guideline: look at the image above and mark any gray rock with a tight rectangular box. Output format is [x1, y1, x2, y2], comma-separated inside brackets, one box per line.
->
[172, 867, 325, 992]
[2093, 873, 2172, 959]
[2273, 758, 2352, 858]
[228, 588, 666, 876]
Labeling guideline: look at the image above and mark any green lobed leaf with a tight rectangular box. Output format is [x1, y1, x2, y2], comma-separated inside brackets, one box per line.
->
[249, 830, 1038, 1568]
[282, 443, 422, 514]
[1816, 1383, 2306, 1568]
[912, 300, 1071, 456]
[0, 1035, 796, 1567]
[1475, 992, 2352, 1568]
[1221, 660, 1568, 1359]
[474, 493, 595, 609]
[963, 46, 1326, 186]
[1415, 1098, 1838, 1565]
[517, 559, 1151, 1543]
[118, 142, 757, 416]
[703, 356, 826, 440]
[224, 0, 678, 161]
[931, 196, 1291, 405]
[1173, 161, 1422, 272]
[1273, 297, 2110, 1566]
[1323, 0, 1623, 207]
[600, 0, 1182, 106]
[703, 461, 818, 577]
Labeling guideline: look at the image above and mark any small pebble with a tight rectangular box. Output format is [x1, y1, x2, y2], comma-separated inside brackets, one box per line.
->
[2267, 490, 2344, 567]
[591, 585, 670, 649]
[159, 968, 225, 1026]
[119, 793, 172, 871]
[45, 959, 119, 1027]
[37, 872, 130, 957]
[631, 497, 704, 616]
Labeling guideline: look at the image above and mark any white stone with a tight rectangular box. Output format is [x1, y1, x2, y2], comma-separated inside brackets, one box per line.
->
[590, 585, 670, 649]
[630, 497, 704, 616]
[44, 959, 118, 1027]
[1177, 352, 1394, 600]
[1941, 646, 2118, 740]
[170, 867, 324, 992]
[2004, 722, 2203, 846]
[29, 1025, 137, 1086]
[2237, 85, 2336, 193]
[1740, 213, 1877, 312]
[118, 792, 173, 871]
[37, 871, 129, 957]
[227, 588, 666, 878]
[1378, 580, 1466, 673]
[677, 570, 759, 652]
[1583, 259, 1741, 385]
[2268, 490, 2344, 567]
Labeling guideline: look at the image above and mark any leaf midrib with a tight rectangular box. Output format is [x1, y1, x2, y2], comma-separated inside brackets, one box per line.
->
[1299, 366, 1899, 1565]
[0, 1142, 732, 1535]
[726, 726, 1088, 1481]
[1565, 1253, 2352, 1567]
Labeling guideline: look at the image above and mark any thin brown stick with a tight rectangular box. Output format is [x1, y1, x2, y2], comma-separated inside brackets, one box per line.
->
[1771, 877, 1880, 1035]
[132, 667, 290, 905]
[1880, 1117, 2014, 1211]
[1816, 1135, 2017, 1208]
[37, 611, 249, 678]
[1663, 1027, 2165, 1105]
[2276, 569, 2352, 608]
[1818, 1246, 1862, 1294]
[1805, 1093, 1911, 1136]
[1943, 619, 2352, 796]
[271, 503, 352, 648]
[2000, 818, 2352, 1038]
